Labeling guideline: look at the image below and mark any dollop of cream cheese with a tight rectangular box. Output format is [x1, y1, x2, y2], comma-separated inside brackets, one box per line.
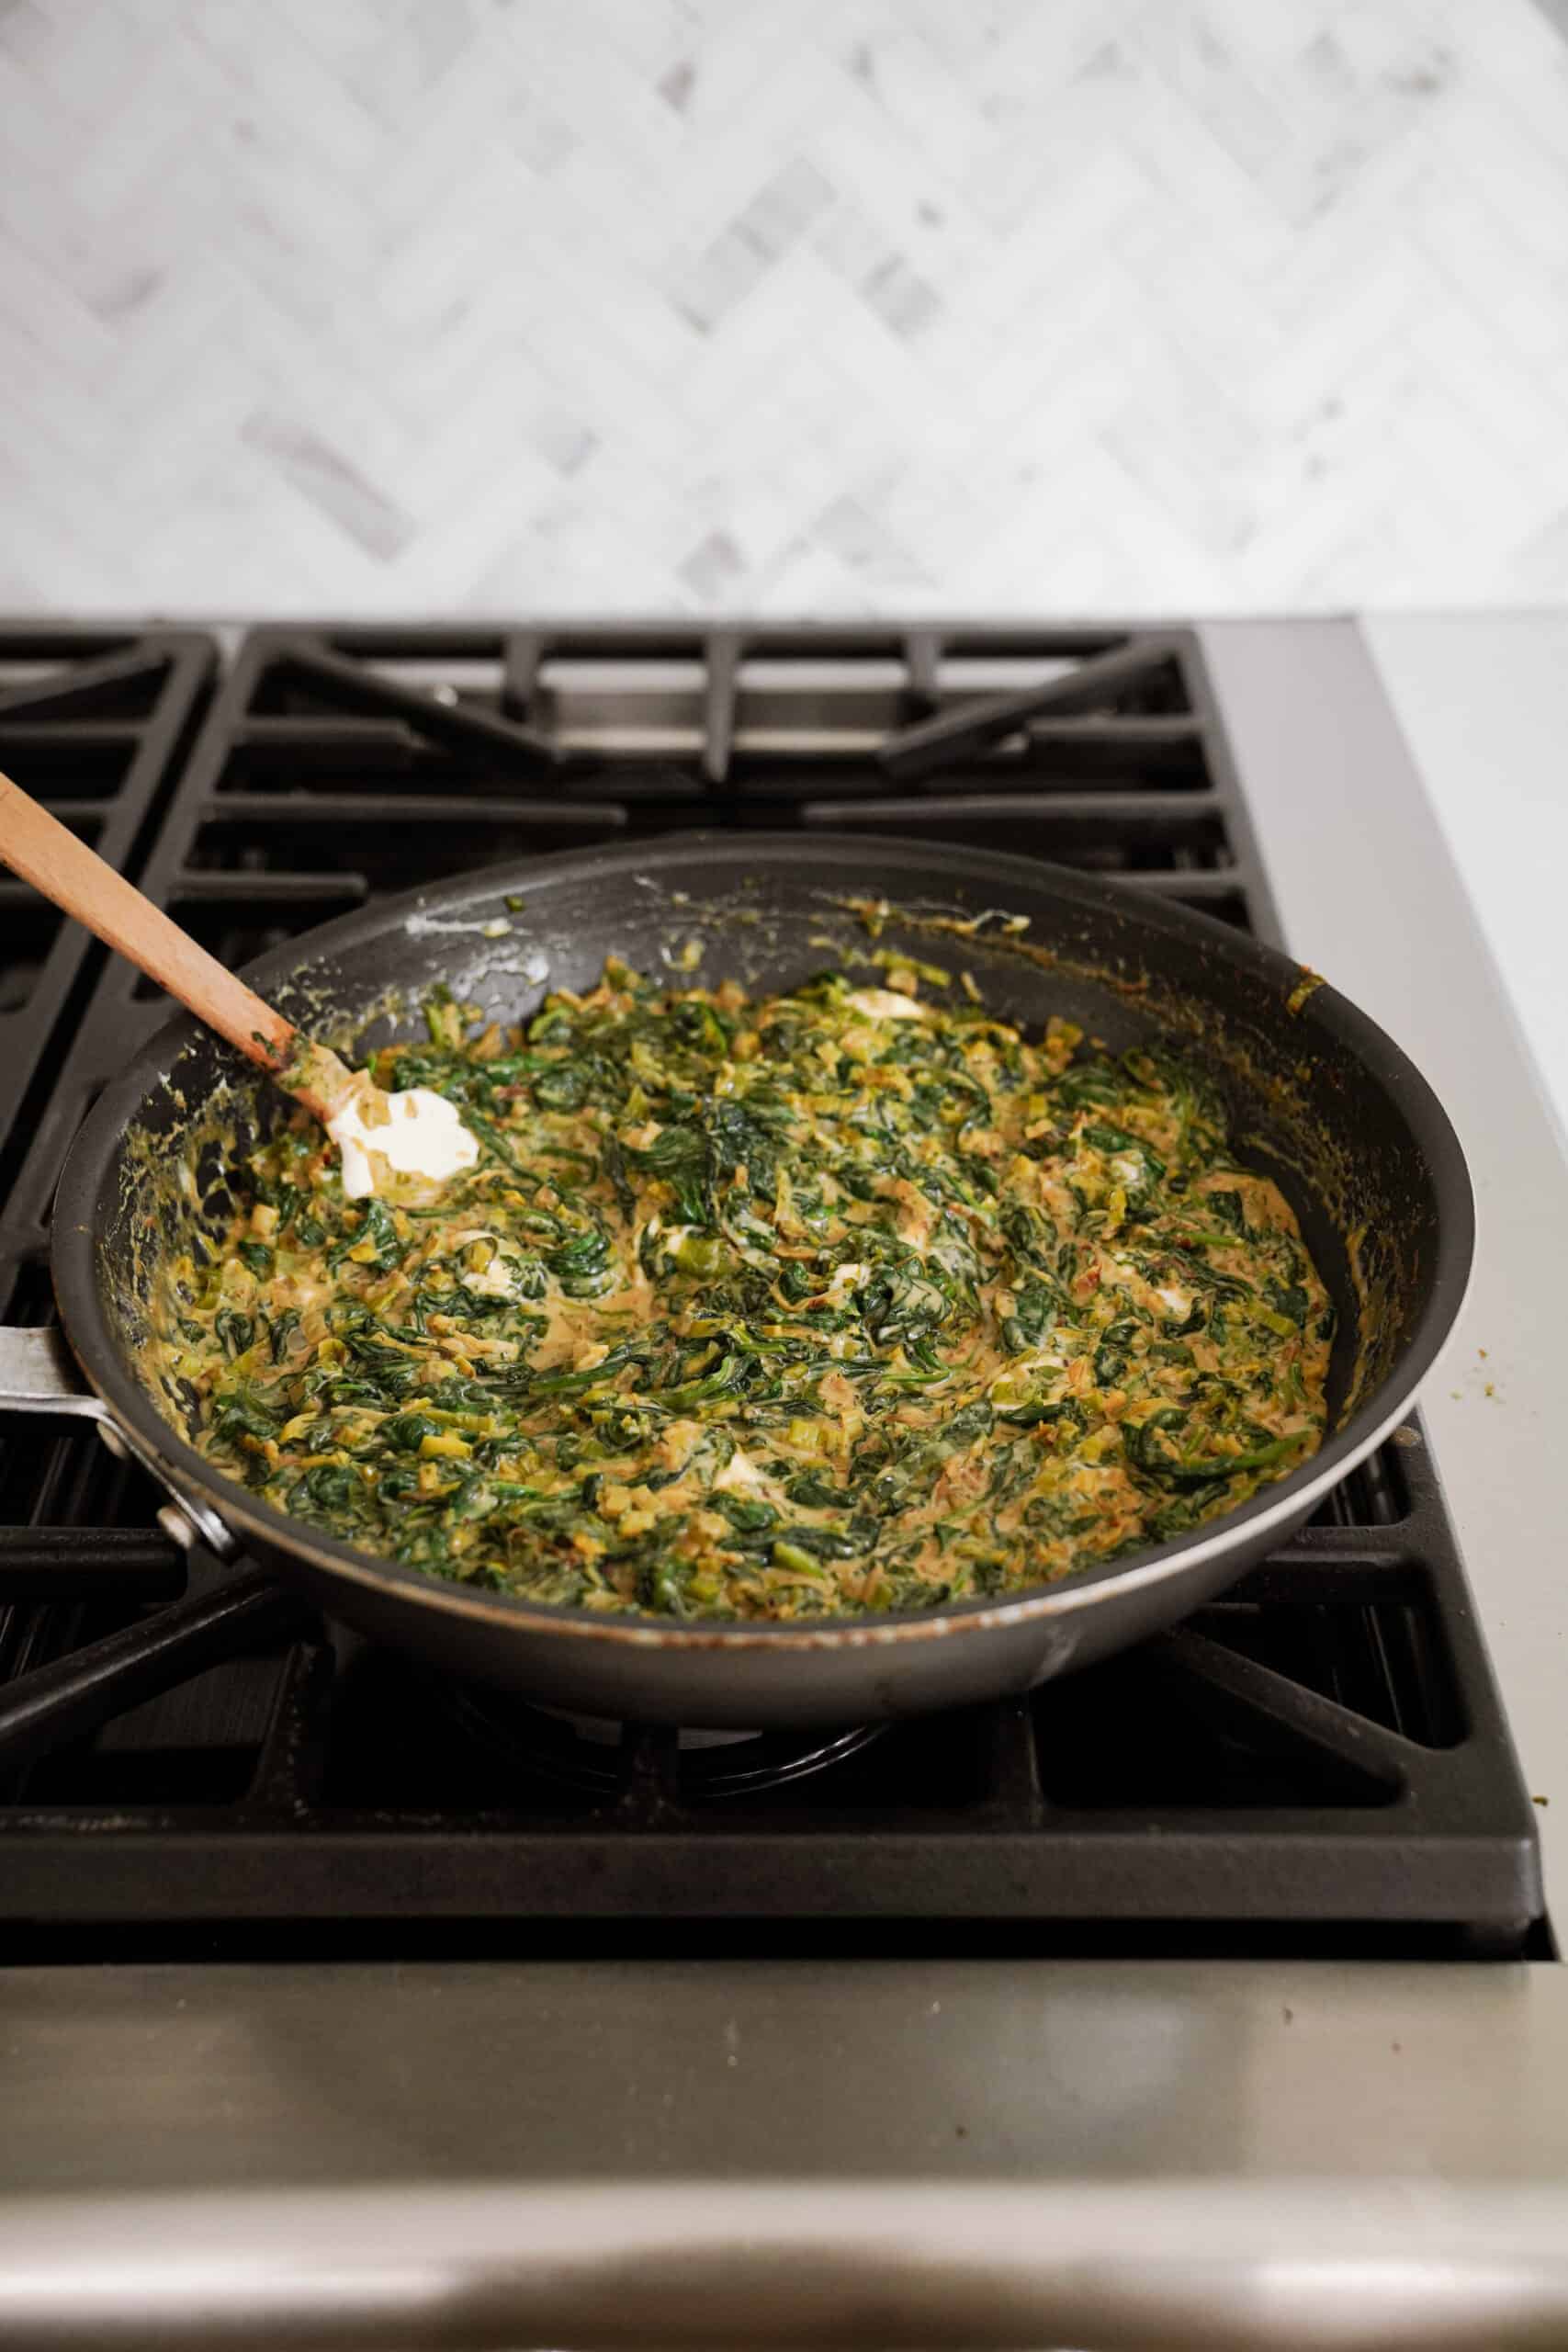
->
[327, 1086, 479, 1199]
[844, 987, 927, 1021]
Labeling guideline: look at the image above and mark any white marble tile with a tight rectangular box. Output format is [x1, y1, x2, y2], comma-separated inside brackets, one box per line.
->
[4, 0, 1568, 614]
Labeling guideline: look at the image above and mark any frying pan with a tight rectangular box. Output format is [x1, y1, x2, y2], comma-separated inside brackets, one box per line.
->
[0, 836, 1472, 1730]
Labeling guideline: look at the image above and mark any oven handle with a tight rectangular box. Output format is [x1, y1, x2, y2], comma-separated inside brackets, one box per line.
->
[0, 1322, 240, 1562]
[0, 2180, 1565, 2350]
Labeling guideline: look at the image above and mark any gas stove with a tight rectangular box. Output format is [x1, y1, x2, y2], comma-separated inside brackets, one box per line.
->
[0, 623, 1543, 1962]
[4, 616, 1568, 2347]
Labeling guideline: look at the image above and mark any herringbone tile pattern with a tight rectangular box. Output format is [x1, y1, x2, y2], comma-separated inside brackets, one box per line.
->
[2, 0, 1567, 614]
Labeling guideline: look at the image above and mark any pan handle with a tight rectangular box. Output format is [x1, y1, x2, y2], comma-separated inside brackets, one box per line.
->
[0, 1324, 242, 1563]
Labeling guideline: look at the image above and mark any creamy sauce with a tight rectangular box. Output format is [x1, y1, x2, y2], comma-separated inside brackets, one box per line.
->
[151, 961, 1333, 1621]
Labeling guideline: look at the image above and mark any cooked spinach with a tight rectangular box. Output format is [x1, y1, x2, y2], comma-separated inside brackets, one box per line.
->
[156, 956, 1331, 1620]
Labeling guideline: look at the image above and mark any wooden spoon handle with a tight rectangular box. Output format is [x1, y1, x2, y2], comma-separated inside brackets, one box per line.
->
[0, 767, 297, 1074]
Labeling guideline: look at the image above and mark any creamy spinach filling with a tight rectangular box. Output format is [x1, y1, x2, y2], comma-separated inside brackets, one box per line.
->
[152, 958, 1333, 1619]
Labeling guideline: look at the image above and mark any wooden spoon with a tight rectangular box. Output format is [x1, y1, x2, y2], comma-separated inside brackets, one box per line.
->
[0, 768, 477, 1193]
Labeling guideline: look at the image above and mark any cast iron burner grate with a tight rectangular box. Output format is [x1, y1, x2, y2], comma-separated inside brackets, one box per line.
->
[0, 628, 212, 1245]
[0, 623, 1542, 1959]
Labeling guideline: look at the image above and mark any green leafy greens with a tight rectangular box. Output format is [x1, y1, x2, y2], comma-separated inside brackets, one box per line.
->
[153, 958, 1332, 1620]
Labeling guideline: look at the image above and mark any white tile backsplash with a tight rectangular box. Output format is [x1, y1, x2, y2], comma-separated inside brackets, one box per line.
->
[4, 0, 1568, 616]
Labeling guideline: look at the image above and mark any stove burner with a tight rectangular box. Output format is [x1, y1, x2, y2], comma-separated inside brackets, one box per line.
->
[438, 1682, 886, 1803]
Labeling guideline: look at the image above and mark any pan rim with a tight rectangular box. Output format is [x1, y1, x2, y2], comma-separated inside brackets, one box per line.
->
[50, 831, 1475, 1654]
